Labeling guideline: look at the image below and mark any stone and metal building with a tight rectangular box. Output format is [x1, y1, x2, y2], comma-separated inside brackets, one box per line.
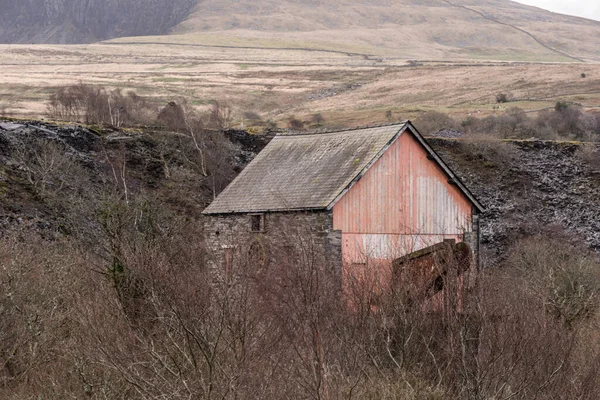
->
[203, 121, 483, 293]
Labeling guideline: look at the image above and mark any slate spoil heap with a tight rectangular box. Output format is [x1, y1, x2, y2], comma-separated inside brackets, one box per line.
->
[431, 138, 600, 262]
[1, 119, 599, 264]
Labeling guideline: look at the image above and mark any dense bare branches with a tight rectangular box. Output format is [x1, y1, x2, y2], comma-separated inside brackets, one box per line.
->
[417, 106, 600, 141]
[48, 84, 157, 127]
[1, 131, 599, 399]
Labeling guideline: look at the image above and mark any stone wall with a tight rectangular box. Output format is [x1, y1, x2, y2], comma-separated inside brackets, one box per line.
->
[203, 211, 343, 284]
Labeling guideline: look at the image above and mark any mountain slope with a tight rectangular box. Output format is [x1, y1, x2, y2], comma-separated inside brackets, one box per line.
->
[2, 0, 600, 62]
[0, 0, 197, 44]
[164, 0, 600, 61]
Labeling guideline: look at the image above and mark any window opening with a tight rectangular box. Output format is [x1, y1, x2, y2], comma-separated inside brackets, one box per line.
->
[250, 213, 265, 232]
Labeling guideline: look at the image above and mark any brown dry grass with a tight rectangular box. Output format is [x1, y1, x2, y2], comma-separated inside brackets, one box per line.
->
[1, 42, 600, 128]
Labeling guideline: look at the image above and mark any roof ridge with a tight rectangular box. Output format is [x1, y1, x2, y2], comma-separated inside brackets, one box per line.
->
[278, 120, 409, 137]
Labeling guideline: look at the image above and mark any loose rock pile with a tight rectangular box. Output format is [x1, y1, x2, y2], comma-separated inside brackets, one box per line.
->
[431, 138, 600, 264]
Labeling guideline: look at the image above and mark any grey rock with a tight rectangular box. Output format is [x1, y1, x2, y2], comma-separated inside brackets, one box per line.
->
[430, 139, 600, 265]
[0, 122, 26, 131]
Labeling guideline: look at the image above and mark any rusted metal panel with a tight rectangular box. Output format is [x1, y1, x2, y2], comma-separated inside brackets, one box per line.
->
[333, 130, 473, 264]
[392, 240, 472, 302]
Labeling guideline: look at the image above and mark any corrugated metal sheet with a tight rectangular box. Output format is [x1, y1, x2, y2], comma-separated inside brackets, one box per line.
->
[333, 131, 473, 264]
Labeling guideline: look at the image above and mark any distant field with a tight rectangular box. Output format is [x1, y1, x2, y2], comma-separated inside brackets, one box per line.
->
[1, 42, 599, 128]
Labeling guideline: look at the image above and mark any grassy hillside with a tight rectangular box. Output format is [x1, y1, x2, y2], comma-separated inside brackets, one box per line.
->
[2, 42, 599, 127]
[146, 0, 600, 62]
[8, 0, 600, 62]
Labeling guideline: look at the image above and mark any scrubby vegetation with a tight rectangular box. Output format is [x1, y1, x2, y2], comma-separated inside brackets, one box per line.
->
[2, 209, 599, 398]
[416, 105, 600, 141]
[1, 87, 599, 398]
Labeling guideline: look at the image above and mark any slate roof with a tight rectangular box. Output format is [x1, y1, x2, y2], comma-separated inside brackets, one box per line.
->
[203, 121, 484, 214]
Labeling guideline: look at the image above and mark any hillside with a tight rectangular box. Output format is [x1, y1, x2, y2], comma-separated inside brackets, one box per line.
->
[3, 0, 600, 62]
[162, 0, 600, 62]
[0, 0, 197, 44]
[0, 119, 598, 263]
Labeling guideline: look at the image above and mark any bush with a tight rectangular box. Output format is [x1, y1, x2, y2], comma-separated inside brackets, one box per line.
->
[13, 138, 86, 201]
[266, 118, 278, 131]
[243, 111, 262, 121]
[555, 100, 571, 112]
[506, 237, 600, 328]
[157, 101, 187, 132]
[311, 113, 325, 127]
[495, 93, 509, 103]
[414, 111, 458, 135]
[47, 84, 156, 127]
[457, 106, 599, 141]
[288, 116, 305, 130]
[381, 235, 600, 399]
[2, 215, 600, 398]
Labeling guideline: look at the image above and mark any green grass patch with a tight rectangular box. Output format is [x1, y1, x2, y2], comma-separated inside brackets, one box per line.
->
[152, 77, 188, 83]
[104, 33, 387, 57]
[191, 99, 214, 106]
[152, 63, 198, 71]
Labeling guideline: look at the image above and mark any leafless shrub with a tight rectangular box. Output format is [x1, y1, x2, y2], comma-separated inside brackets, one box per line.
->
[462, 108, 535, 139]
[456, 106, 600, 141]
[243, 110, 262, 122]
[311, 112, 325, 127]
[288, 116, 305, 130]
[208, 100, 233, 130]
[2, 184, 599, 399]
[378, 236, 600, 399]
[458, 136, 517, 168]
[265, 118, 278, 131]
[415, 111, 459, 135]
[506, 237, 600, 328]
[155, 101, 238, 198]
[47, 84, 156, 127]
[495, 93, 510, 103]
[534, 104, 600, 140]
[13, 138, 86, 200]
[157, 101, 187, 132]
[47, 84, 84, 120]
[0, 234, 124, 399]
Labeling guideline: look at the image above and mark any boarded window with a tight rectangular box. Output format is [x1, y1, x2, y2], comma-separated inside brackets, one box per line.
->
[250, 213, 265, 232]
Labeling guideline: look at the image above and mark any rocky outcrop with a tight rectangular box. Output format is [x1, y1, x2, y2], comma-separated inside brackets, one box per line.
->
[430, 138, 600, 264]
[0, 0, 199, 44]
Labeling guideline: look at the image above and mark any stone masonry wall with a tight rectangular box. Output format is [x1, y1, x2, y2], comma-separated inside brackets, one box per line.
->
[203, 211, 343, 284]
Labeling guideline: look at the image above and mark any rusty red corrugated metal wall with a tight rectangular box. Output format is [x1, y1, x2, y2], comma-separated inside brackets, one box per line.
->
[333, 130, 473, 272]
